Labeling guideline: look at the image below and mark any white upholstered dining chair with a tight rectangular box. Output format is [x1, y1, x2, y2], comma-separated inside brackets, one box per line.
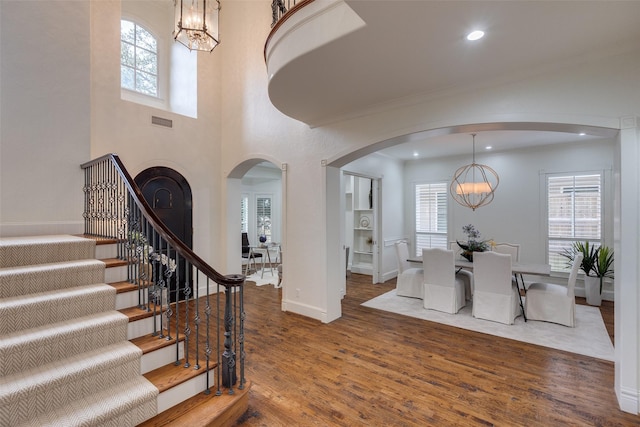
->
[524, 253, 583, 327]
[472, 251, 522, 324]
[423, 248, 466, 314]
[492, 242, 520, 261]
[394, 241, 424, 299]
[449, 241, 474, 300]
[493, 242, 522, 288]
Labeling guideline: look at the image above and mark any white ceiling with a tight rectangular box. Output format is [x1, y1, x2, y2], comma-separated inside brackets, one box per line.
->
[267, 0, 638, 160]
[378, 127, 615, 162]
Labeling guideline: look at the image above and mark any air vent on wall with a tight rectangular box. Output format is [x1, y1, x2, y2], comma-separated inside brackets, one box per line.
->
[151, 116, 173, 128]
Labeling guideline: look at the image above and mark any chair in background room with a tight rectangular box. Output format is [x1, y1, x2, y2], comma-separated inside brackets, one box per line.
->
[472, 251, 522, 324]
[493, 242, 522, 289]
[449, 241, 474, 300]
[276, 245, 283, 288]
[423, 248, 466, 314]
[394, 241, 424, 299]
[525, 253, 583, 327]
[492, 242, 520, 261]
[242, 232, 263, 275]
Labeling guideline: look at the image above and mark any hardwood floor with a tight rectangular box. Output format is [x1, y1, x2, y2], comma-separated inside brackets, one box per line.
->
[232, 274, 637, 426]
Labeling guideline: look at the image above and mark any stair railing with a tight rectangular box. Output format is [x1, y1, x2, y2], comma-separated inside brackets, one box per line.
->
[81, 153, 245, 396]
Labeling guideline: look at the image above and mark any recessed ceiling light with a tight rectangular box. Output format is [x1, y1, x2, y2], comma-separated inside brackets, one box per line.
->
[467, 30, 485, 41]
[413, 152, 419, 157]
[485, 146, 492, 150]
[579, 132, 586, 136]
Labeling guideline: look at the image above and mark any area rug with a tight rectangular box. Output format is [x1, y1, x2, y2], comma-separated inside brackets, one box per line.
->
[362, 290, 614, 361]
[246, 269, 280, 287]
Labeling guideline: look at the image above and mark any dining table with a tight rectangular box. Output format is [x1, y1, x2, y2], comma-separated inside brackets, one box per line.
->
[408, 256, 552, 321]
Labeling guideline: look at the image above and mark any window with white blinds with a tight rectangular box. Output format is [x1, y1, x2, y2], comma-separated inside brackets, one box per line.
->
[547, 173, 602, 272]
[256, 196, 272, 243]
[240, 195, 248, 233]
[414, 182, 448, 256]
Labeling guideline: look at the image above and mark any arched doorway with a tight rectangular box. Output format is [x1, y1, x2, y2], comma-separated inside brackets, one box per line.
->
[226, 158, 285, 289]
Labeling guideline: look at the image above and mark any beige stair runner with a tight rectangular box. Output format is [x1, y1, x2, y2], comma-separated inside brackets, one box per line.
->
[0, 235, 158, 426]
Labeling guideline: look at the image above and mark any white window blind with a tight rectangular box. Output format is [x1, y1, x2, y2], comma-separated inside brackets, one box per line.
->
[547, 173, 602, 271]
[240, 196, 248, 233]
[415, 182, 448, 256]
[256, 196, 272, 243]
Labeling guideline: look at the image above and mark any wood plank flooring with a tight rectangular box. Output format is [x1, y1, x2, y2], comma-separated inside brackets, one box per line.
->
[231, 273, 637, 426]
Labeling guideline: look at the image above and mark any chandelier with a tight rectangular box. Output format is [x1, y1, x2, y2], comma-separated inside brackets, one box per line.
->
[174, 0, 220, 52]
[450, 134, 499, 211]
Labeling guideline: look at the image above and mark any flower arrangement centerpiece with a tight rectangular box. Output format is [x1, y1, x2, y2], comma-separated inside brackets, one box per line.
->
[457, 224, 492, 262]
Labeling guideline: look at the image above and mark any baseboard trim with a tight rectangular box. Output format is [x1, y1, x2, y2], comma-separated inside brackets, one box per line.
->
[617, 385, 639, 414]
[281, 299, 327, 323]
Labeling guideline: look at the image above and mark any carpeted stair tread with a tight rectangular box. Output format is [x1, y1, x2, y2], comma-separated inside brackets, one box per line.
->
[0, 235, 96, 267]
[0, 283, 116, 334]
[0, 259, 106, 298]
[0, 311, 129, 377]
[0, 341, 146, 426]
[15, 375, 158, 427]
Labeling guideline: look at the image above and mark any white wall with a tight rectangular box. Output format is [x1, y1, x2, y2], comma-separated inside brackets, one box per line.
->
[405, 139, 615, 260]
[89, 0, 223, 270]
[0, 1, 91, 236]
[403, 139, 615, 295]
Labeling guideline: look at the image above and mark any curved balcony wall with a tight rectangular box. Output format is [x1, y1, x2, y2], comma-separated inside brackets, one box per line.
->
[265, 0, 365, 125]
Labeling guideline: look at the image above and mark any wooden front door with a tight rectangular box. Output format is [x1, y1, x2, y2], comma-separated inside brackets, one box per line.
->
[135, 167, 193, 301]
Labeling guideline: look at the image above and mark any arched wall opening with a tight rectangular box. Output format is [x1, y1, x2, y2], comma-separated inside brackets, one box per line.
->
[324, 118, 639, 414]
[226, 157, 286, 293]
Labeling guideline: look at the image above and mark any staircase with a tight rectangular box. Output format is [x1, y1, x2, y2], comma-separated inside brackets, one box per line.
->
[0, 234, 249, 426]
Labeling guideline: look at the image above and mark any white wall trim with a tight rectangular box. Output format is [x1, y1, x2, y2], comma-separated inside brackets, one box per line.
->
[617, 386, 639, 414]
[281, 299, 327, 323]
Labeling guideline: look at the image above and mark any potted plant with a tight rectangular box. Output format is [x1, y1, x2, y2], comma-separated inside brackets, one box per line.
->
[591, 245, 614, 304]
[561, 241, 613, 306]
[456, 224, 492, 262]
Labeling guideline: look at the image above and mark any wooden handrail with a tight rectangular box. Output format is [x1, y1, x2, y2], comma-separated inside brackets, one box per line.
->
[81, 154, 244, 288]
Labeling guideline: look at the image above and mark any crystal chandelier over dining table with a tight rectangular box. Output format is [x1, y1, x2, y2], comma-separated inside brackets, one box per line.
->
[450, 133, 500, 211]
[174, 0, 220, 52]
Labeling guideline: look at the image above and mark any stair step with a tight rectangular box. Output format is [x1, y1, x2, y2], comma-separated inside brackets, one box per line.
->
[0, 235, 96, 267]
[144, 358, 221, 413]
[0, 310, 129, 377]
[138, 380, 251, 427]
[144, 358, 218, 393]
[111, 280, 138, 293]
[0, 259, 106, 298]
[131, 332, 186, 355]
[102, 257, 129, 268]
[80, 235, 120, 259]
[0, 283, 115, 334]
[133, 332, 186, 374]
[0, 341, 143, 426]
[23, 376, 158, 427]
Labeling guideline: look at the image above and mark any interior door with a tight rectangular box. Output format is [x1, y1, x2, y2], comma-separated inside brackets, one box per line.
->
[135, 167, 193, 301]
